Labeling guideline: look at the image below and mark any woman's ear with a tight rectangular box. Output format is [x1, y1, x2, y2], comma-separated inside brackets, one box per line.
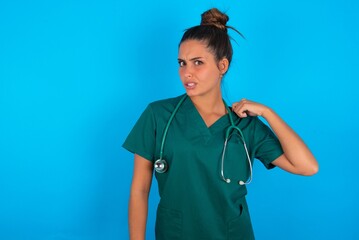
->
[219, 58, 229, 75]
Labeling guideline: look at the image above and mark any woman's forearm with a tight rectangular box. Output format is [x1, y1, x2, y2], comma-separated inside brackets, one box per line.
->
[129, 154, 153, 240]
[129, 190, 149, 240]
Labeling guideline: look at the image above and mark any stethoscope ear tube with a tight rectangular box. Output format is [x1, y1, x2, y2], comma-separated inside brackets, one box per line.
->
[239, 140, 253, 185]
[220, 104, 253, 185]
[220, 137, 231, 183]
[220, 126, 253, 185]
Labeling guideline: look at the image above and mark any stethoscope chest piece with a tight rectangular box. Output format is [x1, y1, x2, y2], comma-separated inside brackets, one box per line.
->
[154, 159, 168, 173]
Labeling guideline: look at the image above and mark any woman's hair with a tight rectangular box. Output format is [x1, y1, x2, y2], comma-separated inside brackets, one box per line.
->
[179, 8, 243, 67]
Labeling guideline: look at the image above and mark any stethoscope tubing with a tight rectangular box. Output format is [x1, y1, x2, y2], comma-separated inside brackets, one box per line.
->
[155, 94, 253, 185]
[158, 95, 187, 161]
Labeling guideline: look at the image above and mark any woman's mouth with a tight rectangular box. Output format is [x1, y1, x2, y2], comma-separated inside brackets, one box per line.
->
[185, 82, 196, 89]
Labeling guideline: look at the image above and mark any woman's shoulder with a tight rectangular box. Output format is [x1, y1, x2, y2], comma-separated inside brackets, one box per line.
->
[234, 114, 262, 130]
[148, 94, 186, 112]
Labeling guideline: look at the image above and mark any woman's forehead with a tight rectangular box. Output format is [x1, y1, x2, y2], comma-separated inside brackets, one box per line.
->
[178, 40, 213, 59]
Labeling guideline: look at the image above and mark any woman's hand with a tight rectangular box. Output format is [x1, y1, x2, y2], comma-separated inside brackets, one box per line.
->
[232, 99, 270, 118]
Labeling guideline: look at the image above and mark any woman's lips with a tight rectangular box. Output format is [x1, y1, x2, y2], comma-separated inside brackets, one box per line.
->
[185, 82, 196, 89]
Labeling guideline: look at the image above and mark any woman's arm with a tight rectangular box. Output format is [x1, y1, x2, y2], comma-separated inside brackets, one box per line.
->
[232, 99, 319, 176]
[129, 154, 154, 240]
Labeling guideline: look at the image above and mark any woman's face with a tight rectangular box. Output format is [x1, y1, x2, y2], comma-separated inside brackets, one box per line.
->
[178, 40, 227, 98]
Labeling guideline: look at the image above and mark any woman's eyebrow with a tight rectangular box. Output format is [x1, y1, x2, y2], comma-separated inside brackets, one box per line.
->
[177, 57, 204, 61]
[189, 57, 204, 61]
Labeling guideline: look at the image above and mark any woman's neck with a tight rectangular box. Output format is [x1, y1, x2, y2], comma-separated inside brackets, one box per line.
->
[190, 92, 227, 127]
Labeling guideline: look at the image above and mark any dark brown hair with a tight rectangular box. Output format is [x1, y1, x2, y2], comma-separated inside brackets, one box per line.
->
[179, 8, 243, 67]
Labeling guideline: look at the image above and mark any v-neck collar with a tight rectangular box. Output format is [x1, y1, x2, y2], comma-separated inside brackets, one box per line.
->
[182, 96, 231, 137]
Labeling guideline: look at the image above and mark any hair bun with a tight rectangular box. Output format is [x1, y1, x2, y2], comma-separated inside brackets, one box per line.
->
[200, 8, 229, 31]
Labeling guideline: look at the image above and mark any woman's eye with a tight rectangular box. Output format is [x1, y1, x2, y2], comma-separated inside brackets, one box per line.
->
[194, 60, 203, 65]
[178, 61, 185, 67]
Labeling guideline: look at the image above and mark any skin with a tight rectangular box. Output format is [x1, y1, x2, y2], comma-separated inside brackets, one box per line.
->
[177, 40, 230, 126]
[128, 154, 153, 240]
[128, 39, 319, 240]
[232, 99, 319, 175]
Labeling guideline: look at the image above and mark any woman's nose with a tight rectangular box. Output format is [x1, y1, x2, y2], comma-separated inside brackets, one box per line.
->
[185, 72, 192, 78]
[183, 67, 192, 78]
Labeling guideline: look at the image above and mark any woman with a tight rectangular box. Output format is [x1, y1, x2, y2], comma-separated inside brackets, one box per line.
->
[123, 8, 318, 240]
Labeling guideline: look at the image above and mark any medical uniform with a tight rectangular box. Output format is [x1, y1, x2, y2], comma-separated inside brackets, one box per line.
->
[123, 94, 283, 240]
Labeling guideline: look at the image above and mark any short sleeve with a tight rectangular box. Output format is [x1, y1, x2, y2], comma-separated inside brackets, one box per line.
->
[122, 105, 156, 162]
[252, 117, 284, 169]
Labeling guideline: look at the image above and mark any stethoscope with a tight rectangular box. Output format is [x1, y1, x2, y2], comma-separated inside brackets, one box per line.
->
[154, 94, 253, 186]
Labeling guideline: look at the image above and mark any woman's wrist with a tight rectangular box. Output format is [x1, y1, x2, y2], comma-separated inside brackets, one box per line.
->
[261, 106, 274, 119]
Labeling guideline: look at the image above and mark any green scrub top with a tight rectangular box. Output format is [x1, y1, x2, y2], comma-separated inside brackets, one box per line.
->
[123, 94, 283, 240]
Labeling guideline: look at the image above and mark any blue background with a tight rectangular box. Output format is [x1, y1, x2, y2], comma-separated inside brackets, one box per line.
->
[0, 0, 358, 239]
